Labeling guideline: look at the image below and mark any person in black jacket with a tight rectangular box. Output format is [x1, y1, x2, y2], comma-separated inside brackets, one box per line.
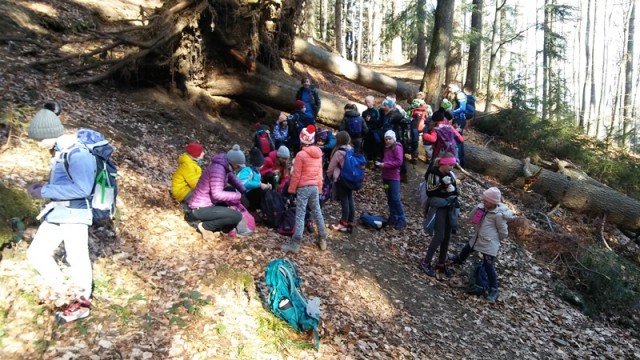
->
[296, 76, 321, 118]
[362, 95, 383, 164]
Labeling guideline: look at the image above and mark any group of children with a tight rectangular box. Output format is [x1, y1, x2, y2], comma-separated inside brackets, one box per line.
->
[170, 78, 512, 301]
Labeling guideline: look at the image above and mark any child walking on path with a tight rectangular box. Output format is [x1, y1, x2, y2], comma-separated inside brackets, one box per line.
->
[281, 125, 328, 253]
[375, 130, 407, 230]
[450, 187, 512, 301]
[421, 152, 459, 277]
[327, 131, 355, 233]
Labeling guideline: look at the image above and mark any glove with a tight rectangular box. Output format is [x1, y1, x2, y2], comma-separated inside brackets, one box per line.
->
[27, 183, 44, 198]
[447, 184, 455, 193]
[442, 176, 451, 185]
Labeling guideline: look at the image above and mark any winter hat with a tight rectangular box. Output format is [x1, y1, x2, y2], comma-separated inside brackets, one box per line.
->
[249, 147, 265, 167]
[411, 99, 425, 108]
[295, 100, 306, 111]
[227, 144, 246, 165]
[277, 145, 290, 159]
[28, 109, 64, 140]
[483, 187, 502, 205]
[186, 143, 204, 158]
[316, 128, 329, 143]
[440, 99, 452, 110]
[383, 98, 395, 108]
[384, 130, 396, 142]
[439, 156, 457, 165]
[300, 125, 316, 145]
[43, 101, 61, 116]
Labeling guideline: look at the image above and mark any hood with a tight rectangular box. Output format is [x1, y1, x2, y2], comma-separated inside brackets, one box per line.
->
[302, 145, 323, 159]
[345, 109, 361, 117]
[178, 152, 196, 165]
[211, 153, 230, 168]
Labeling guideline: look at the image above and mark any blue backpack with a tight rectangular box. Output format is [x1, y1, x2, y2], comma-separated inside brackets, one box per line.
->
[466, 261, 489, 296]
[359, 212, 386, 230]
[465, 95, 476, 120]
[265, 259, 321, 350]
[345, 116, 364, 138]
[64, 129, 118, 222]
[338, 148, 367, 190]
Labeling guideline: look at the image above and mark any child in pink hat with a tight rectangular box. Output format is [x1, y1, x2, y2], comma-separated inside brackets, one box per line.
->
[449, 187, 513, 302]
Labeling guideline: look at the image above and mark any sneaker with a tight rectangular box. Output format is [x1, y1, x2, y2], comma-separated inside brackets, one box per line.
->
[448, 254, 462, 265]
[394, 221, 407, 230]
[486, 287, 499, 302]
[435, 263, 454, 277]
[197, 223, 219, 241]
[331, 221, 350, 232]
[305, 220, 315, 234]
[55, 298, 91, 324]
[420, 262, 435, 277]
[316, 236, 327, 251]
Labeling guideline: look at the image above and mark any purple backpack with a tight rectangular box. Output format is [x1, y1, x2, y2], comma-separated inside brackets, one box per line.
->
[434, 125, 458, 158]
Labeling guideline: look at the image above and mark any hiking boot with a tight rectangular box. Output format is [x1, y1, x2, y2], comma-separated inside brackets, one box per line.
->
[281, 237, 301, 253]
[448, 254, 462, 265]
[305, 219, 315, 234]
[486, 287, 499, 302]
[394, 220, 407, 230]
[420, 262, 435, 277]
[435, 263, 454, 277]
[316, 235, 327, 251]
[197, 223, 219, 241]
[55, 298, 91, 324]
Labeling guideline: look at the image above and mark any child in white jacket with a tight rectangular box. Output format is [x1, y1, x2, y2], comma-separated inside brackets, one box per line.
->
[450, 187, 512, 301]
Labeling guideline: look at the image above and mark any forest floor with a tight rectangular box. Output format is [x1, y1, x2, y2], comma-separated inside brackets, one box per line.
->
[1, 0, 640, 359]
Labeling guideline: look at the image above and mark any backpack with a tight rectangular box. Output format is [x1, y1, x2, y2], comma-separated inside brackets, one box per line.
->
[254, 131, 275, 156]
[465, 95, 476, 120]
[287, 114, 301, 141]
[434, 125, 458, 158]
[277, 207, 297, 236]
[359, 212, 386, 230]
[338, 148, 367, 191]
[265, 259, 321, 350]
[411, 106, 431, 132]
[260, 190, 286, 228]
[345, 116, 364, 138]
[465, 261, 489, 296]
[319, 173, 333, 206]
[64, 129, 117, 222]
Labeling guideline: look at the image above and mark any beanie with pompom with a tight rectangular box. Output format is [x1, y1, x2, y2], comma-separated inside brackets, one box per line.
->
[226, 144, 246, 165]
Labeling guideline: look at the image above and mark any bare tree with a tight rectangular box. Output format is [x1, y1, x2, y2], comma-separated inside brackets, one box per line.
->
[335, 0, 344, 55]
[623, 0, 635, 147]
[372, 0, 382, 62]
[420, 0, 455, 106]
[484, 0, 507, 112]
[579, 0, 592, 130]
[357, 0, 364, 62]
[464, 0, 484, 92]
[415, 0, 428, 68]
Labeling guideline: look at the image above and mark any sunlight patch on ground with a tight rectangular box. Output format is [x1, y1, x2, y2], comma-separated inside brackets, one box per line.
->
[69, 0, 163, 22]
[23, 2, 58, 17]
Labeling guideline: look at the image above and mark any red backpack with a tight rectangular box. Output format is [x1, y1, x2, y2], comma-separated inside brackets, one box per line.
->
[254, 131, 275, 156]
[411, 105, 432, 132]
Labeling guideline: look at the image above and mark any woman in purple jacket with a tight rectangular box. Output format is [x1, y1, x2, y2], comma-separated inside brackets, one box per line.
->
[188, 145, 245, 239]
[375, 130, 407, 230]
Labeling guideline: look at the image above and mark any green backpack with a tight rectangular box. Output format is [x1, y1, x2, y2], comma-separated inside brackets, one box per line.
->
[265, 259, 320, 349]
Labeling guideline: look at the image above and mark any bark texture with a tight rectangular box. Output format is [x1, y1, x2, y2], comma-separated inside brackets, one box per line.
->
[465, 143, 640, 230]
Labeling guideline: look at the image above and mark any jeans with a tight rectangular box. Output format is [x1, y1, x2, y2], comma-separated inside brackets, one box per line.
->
[423, 207, 452, 265]
[383, 179, 406, 227]
[410, 127, 420, 159]
[27, 221, 92, 299]
[293, 186, 327, 240]
[191, 205, 242, 233]
[335, 180, 355, 223]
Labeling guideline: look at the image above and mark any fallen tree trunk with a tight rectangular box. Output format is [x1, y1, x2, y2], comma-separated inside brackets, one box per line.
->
[465, 142, 640, 230]
[292, 38, 419, 101]
[203, 70, 365, 127]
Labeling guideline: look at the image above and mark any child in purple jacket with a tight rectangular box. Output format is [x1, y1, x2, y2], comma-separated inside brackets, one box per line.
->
[375, 130, 406, 230]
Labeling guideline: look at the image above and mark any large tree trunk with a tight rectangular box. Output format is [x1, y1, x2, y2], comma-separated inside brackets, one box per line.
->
[421, 0, 455, 107]
[203, 69, 363, 127]
[414, 0, 428, 68]
[292, 38, 418, 100]
[464, 0, 483, 92]
[484, 0, 505, 113]
[465, 143, 640, 230]
[623, 0, 635, 147]
[335, 0, 344, 56]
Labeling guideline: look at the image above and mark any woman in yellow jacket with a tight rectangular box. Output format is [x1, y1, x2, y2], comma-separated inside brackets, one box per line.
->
[172, 143, 205, 209]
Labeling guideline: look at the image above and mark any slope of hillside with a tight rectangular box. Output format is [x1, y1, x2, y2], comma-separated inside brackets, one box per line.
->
[0, 0, 639, 359]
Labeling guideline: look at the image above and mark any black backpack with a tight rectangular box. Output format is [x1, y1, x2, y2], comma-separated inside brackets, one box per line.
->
[277, 207, 297, 236]
[260, 190, 286, 228]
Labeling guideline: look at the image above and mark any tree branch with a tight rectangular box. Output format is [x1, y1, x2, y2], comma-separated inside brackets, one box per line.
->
[0, 37, 50, 50]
